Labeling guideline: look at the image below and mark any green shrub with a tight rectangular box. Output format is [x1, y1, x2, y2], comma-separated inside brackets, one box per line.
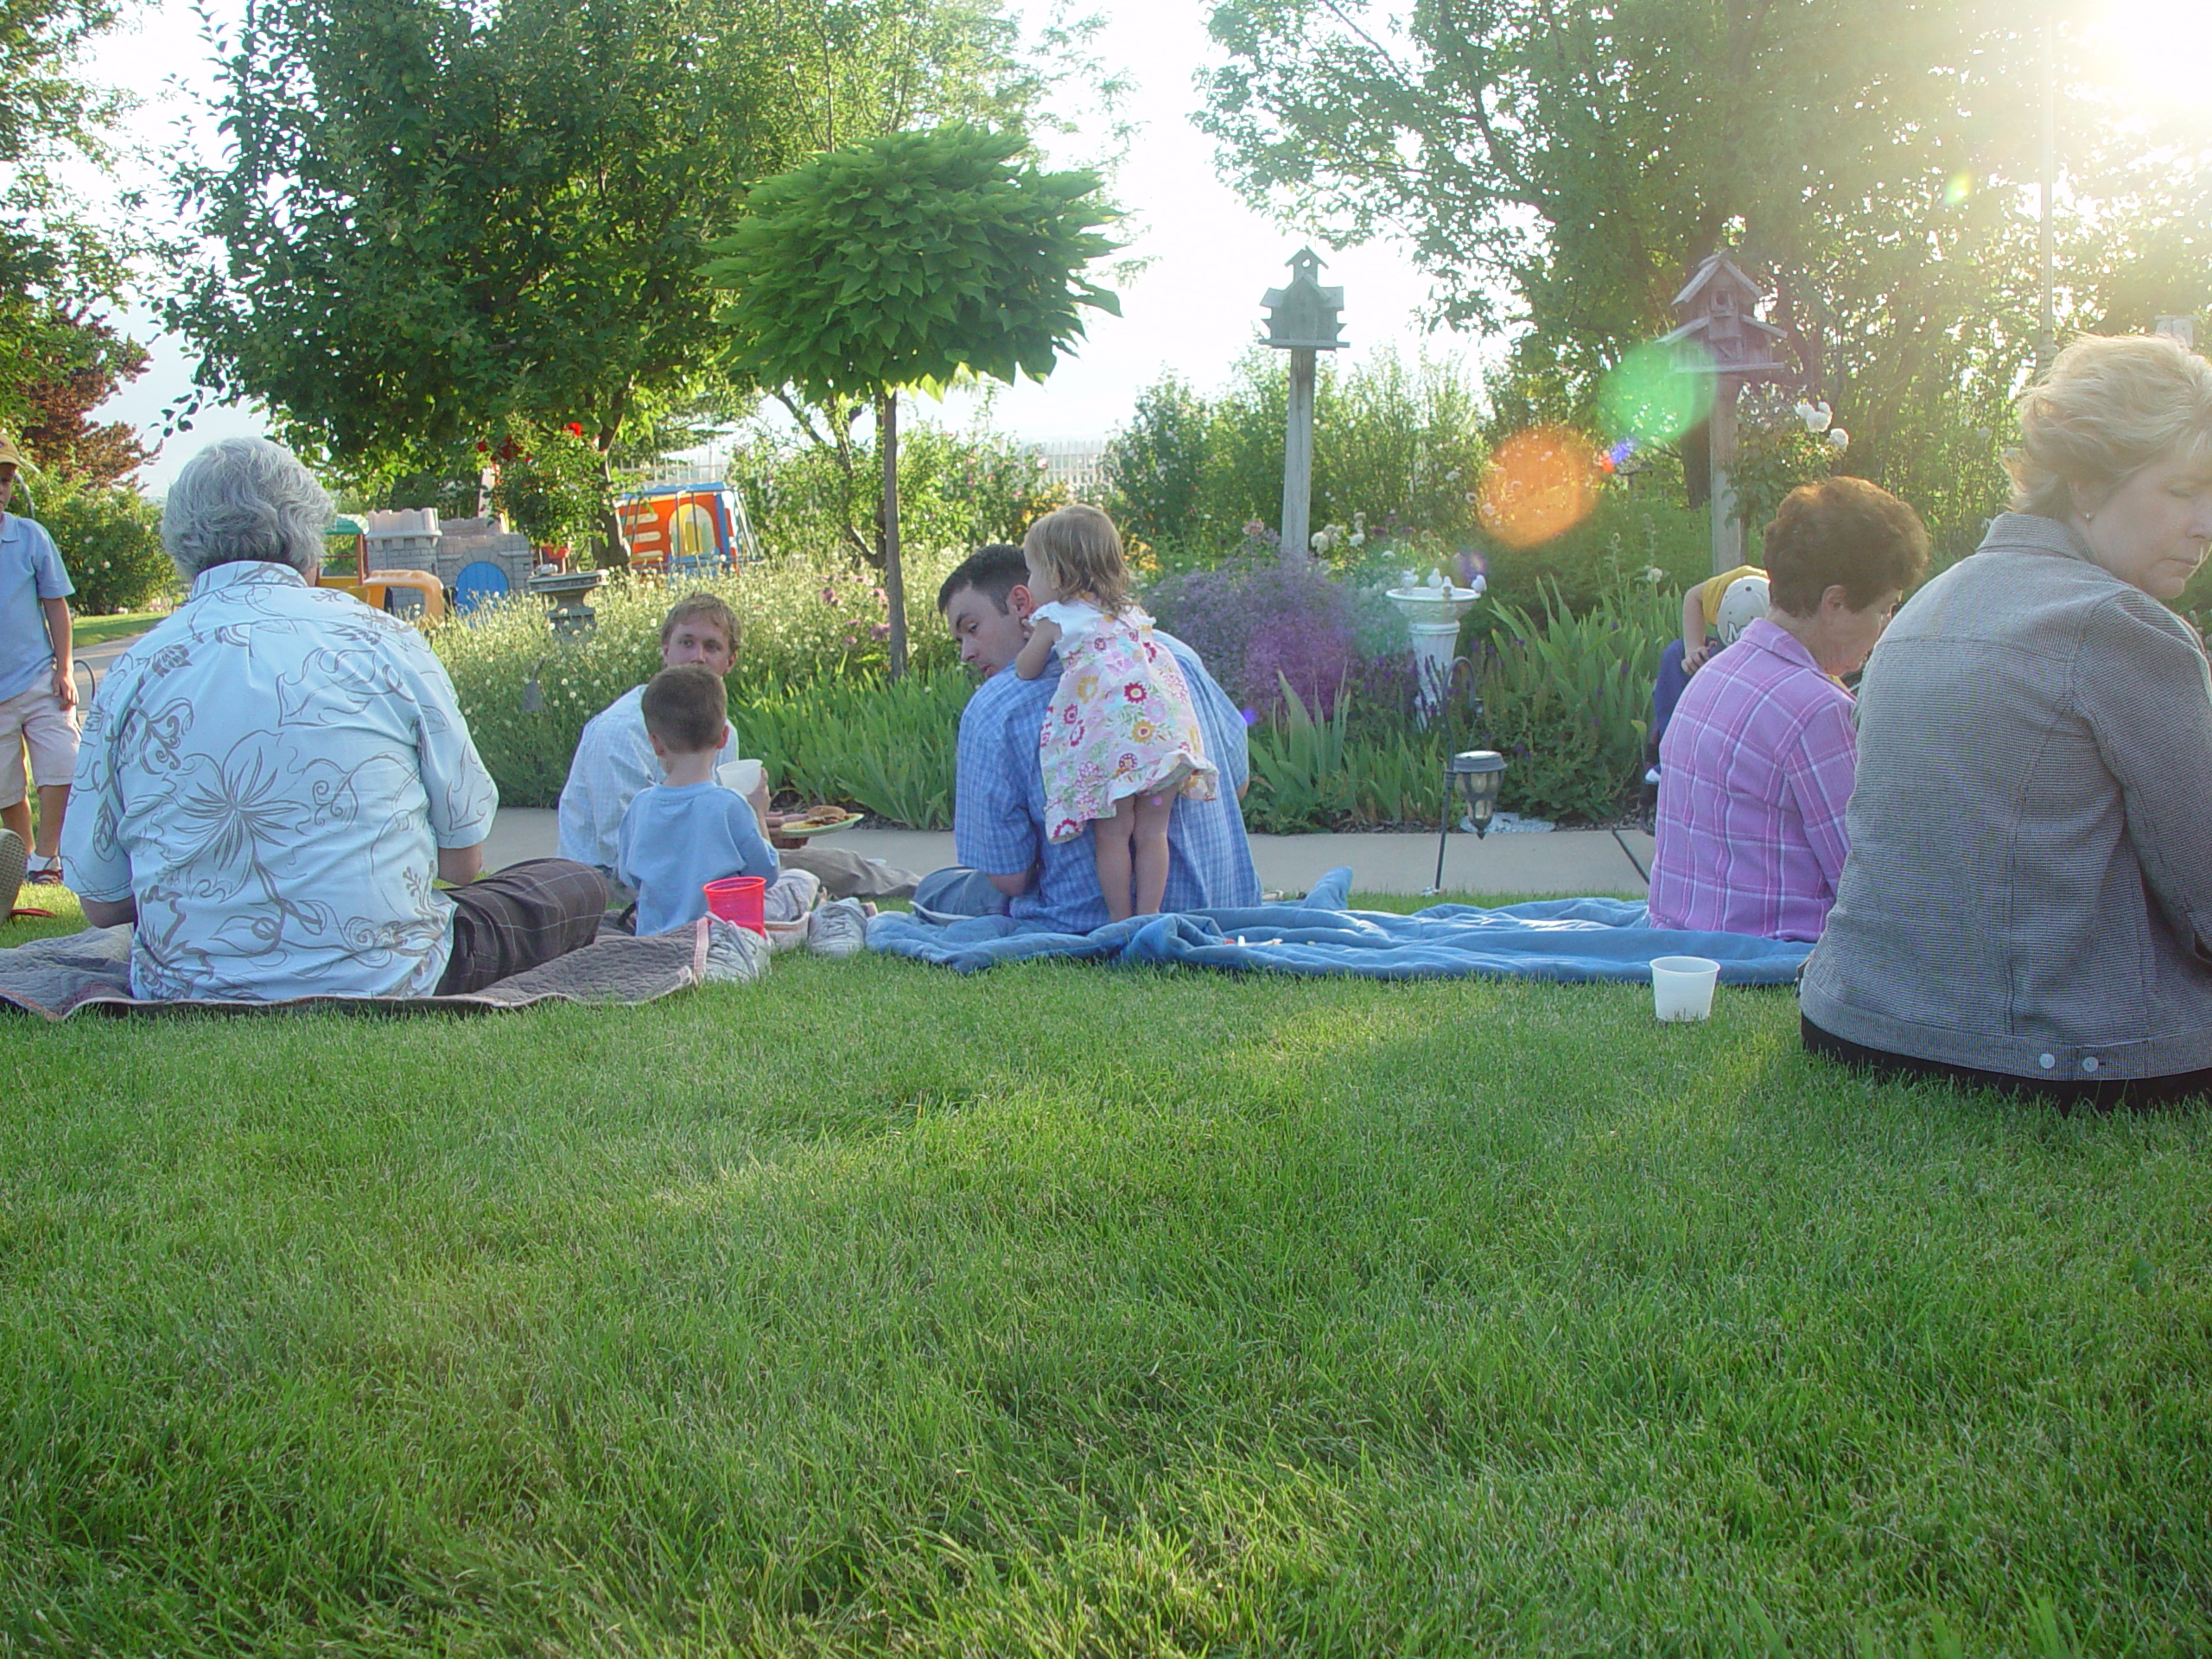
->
[1243, 679, 1451, 832]
[1470, 578, 1675, 823]
[1105, 347, 1490, 563]
[728, 673, 967, 827]
[727, 411, 1066, 563]
[1478, 460, 1710, 617]
[489, 417, 612, 551]
[26, 477, 174, 615]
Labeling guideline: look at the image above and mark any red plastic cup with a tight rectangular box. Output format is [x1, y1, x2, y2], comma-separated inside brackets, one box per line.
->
[702, 875, 766, 935]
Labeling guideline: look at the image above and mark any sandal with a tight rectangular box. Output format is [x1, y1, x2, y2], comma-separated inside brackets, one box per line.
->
[24, 854, 63, 886]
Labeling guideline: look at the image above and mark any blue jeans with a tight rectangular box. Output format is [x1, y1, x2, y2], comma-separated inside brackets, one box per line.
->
[1651, 636, 1719, 751]
[911, 867, 1013, 925]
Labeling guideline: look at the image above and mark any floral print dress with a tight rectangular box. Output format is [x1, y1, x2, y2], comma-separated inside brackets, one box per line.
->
[1035, 600, 1217, 844]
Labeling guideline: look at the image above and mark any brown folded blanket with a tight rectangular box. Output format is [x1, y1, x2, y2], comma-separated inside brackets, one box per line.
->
[0, 920, 715, 1020]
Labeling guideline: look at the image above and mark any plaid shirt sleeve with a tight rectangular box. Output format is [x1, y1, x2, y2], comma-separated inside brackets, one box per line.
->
[1776, 695, 1857, 893]
[953, 675, 1041, 879]
[1160, 629, 1249, 797]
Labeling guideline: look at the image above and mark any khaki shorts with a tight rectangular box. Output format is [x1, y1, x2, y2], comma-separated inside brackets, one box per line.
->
[0, 683, 79, 806]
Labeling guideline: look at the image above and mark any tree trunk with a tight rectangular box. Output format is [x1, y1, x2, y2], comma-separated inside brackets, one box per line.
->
[879, 389, 908, 680]
[594, 428, 629, 570]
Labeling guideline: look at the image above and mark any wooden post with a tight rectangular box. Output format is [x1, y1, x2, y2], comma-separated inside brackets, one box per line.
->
[1281, 344, 1316, 561]
[879, 389, 907, 680]
[1708, 377, 1745, 575]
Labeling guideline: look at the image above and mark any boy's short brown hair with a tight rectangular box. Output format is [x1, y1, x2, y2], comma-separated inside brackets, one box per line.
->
[640, 663, 728, 754]
[659, 592, 740, 654]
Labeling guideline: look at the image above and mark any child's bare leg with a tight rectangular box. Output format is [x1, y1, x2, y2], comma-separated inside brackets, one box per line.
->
[1093, 798, 1138, 922]
[1132, 791, 1175, 914]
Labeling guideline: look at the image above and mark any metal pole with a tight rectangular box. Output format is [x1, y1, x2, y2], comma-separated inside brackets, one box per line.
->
[2038, 5, 2056, 372]
[1281, 345, 1316, 560]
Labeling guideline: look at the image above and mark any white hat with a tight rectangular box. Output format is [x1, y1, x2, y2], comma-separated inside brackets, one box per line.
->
[1713, 574, 1770, 645]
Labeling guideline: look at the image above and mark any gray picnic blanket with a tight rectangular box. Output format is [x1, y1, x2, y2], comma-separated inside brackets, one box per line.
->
[0, 917, 756, 1020]
[868, 865, 1816, 982]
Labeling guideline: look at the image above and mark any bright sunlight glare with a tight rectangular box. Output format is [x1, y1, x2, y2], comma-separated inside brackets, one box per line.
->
[2091, 0, 2212, 117]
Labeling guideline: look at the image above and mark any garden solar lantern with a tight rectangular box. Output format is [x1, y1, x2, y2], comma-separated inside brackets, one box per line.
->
[1658, 254, 1795, 575]
[1261, 248, 1346, 565]
[1432, 749, 1509, 893]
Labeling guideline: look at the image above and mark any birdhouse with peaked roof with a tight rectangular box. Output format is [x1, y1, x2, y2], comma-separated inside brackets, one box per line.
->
[1262, 248, 1347, 351]
[1660, 254, 1790, 377]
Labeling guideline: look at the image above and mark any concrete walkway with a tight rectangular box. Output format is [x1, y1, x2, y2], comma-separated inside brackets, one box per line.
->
[482, 807, 1653, 898]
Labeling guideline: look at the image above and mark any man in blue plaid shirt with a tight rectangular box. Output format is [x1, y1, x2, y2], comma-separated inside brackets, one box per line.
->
[920, 545, 1260, 932]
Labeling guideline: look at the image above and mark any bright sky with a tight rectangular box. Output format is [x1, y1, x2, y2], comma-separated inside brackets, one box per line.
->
[80, 0, 1470, 492]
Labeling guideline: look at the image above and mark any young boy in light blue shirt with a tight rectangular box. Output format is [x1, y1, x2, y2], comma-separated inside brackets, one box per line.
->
[614, 664, 778, 936]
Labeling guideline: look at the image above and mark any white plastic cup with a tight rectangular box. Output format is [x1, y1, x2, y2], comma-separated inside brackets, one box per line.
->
[716, 758, 766, 797]
[1651, 955, 1721, 1022]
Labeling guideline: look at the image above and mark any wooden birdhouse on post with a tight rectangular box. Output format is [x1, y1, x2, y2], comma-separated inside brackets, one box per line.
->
[1660, 255, 1795, 575]
[1262, 248, 1347, 563]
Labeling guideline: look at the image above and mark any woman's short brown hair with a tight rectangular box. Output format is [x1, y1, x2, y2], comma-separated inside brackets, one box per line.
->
[1764, 476, 1930, 617]
[2010, 334, 2212, 520]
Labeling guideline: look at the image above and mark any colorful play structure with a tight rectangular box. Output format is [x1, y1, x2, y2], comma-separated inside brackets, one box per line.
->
[321, 515, 448, 622]
[317, 482, 756, 626]
[612, 482, 758, 577]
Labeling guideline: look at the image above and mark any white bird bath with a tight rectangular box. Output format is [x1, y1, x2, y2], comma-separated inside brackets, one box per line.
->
[1386, 573, 1484, 725]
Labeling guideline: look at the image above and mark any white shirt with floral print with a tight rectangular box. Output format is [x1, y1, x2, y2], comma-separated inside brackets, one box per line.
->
[63, 562, 498, 1000]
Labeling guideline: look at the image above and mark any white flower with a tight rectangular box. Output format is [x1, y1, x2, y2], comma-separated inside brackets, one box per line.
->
[1827, 428, 1850, 452]
[1796, 399, 1833, 434]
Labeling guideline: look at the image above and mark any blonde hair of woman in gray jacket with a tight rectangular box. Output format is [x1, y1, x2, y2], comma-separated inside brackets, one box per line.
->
[1800, 334, 2212, 1107]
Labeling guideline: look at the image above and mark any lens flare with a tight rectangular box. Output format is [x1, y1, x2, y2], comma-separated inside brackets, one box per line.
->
[1478, 427, 1601, 550]
[1599, 339, 1714, 447]
[1942, 170, 1974, 207]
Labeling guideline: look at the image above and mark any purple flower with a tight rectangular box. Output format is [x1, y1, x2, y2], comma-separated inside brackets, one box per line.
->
[821, 586, 838, 607]
[871, 622, 890, 641]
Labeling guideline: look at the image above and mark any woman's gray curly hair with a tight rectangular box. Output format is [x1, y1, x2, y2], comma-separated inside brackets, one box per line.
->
[162, 436, 334, 582]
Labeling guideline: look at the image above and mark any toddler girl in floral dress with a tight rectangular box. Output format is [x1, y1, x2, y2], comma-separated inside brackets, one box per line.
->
[1014, 505, 1217, 922]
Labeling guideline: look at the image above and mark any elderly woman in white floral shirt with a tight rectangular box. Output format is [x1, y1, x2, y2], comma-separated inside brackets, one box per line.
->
[61, 438, 605, 1000]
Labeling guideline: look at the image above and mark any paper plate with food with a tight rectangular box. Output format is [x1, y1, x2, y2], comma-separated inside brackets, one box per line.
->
[766, 804, 864, 837]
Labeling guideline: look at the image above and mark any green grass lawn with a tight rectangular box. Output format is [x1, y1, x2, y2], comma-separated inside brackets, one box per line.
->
[69, 607, 169, 650]
[3, 889, 2208, 1655]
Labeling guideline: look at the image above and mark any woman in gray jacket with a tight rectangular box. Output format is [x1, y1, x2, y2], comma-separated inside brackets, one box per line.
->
[1801, 334, 2212, 1105]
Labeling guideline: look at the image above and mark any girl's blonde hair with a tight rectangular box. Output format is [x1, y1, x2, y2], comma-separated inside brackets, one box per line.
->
[1023, 505, 1131, 614]
[2009, 334, 2212, 519]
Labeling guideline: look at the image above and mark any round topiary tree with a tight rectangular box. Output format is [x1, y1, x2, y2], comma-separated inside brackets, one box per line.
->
[704, 122, 1119, 677]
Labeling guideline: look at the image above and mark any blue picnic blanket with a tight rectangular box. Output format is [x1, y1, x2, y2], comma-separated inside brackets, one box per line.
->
[866, 867, 1813, 982]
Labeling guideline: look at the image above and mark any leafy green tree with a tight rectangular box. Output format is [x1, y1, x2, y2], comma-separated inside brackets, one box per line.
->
[1103, 348, 1490, 562]
[12, 307, 149, 486]
[168, 0, 1033, 561]
[29, 475, 173, 615]
[1, 0, 145, 435]
[705, 122, 1118, 675]
[1200, 0, 2212, 562]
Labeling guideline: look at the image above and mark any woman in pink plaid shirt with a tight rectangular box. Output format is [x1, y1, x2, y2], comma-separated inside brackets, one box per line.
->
[1649, 478, 1929, 941]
